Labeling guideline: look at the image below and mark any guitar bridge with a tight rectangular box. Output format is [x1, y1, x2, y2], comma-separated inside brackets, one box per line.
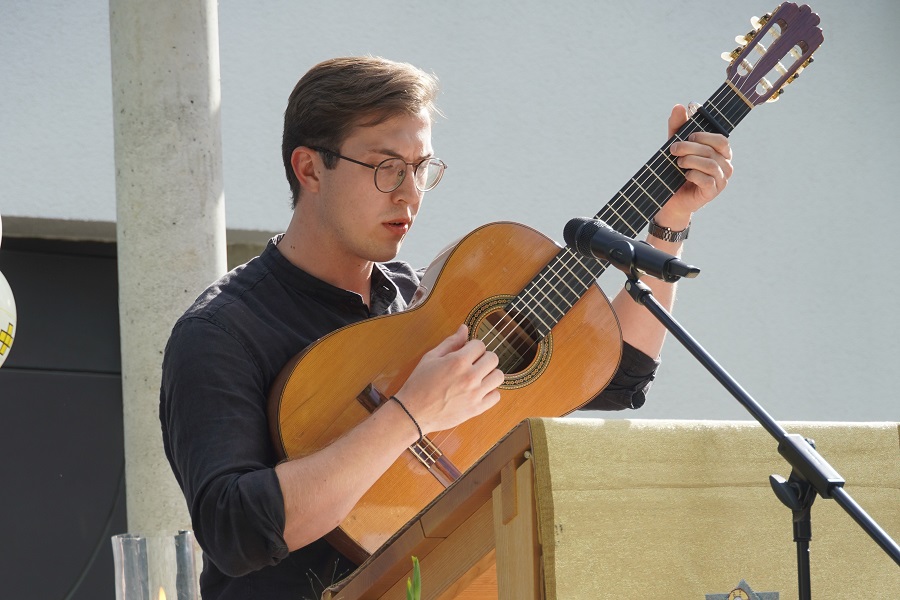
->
[357, 384, 462, 488]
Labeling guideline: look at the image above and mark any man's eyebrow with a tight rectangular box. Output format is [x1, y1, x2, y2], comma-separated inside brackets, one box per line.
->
[371, 147, 434, 162]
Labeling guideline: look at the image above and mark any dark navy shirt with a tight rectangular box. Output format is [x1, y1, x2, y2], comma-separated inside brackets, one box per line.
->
[159, 236, 658, 599]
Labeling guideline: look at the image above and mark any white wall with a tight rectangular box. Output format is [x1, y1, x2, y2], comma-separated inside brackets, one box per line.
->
[2, 0, 898, 423]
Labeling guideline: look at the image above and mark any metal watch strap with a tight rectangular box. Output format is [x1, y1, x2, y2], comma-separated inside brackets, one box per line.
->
[648, 219, 690, 243]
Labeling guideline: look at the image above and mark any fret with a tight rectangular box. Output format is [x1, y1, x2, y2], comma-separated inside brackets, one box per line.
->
[556, 252, 598, 292]
[613, 189, 645, 221]
[707, 101, 736, 130]
[517, 284, 567, 324]
[532, 273, 577, 313]
[545, 257, 585, 304]
[602, 204, 630, 232]
[643, 163, 676, 196]
[503, 83, 752, 337]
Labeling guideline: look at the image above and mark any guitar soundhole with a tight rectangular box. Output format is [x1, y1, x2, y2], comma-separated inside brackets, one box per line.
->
[466, 295, 552, 390]
[478, 309, 538, 373]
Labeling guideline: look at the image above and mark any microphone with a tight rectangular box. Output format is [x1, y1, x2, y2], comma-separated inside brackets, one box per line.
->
[563, 217, 700, 282]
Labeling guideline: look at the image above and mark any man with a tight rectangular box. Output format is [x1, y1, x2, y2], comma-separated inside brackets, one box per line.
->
[160, 56, 732, 599]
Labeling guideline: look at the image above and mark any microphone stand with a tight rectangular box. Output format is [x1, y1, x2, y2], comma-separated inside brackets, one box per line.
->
[603, 247, 900, 600]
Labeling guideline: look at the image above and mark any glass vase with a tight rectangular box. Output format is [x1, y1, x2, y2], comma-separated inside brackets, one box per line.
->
[111, 530, 199, 600]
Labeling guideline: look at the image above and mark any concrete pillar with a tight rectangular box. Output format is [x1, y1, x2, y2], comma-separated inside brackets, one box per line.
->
[109, 0, 226, 533]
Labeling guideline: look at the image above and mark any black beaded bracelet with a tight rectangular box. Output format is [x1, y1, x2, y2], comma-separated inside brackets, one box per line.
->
[390, 395, 423, 443]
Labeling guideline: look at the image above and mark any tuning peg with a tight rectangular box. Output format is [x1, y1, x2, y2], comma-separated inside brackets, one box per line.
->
[766, 88, 784, 103]
[785, 56, 815, 83]
[791, 56, 815, 76]
[736, 26, 760, 45]
[721, 46, 743, 62]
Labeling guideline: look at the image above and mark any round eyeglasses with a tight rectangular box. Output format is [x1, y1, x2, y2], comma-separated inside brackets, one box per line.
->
[309, 146, 447, 193]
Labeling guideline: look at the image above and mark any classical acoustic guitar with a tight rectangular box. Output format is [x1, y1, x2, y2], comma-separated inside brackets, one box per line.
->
[268, 2, 823, 563]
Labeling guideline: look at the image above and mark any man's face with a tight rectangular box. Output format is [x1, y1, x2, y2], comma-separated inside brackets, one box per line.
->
[314, 109, 433, 266]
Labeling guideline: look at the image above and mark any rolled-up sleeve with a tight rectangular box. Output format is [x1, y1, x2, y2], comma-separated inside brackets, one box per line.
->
[579, 342, 659, 411]
[160, 317, 290, 577]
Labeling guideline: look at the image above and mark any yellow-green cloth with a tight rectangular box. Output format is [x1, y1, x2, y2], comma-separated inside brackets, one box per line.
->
[529, 418, 899, 599]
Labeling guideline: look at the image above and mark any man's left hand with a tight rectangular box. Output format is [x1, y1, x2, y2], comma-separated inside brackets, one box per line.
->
[661, 104, 734, 224]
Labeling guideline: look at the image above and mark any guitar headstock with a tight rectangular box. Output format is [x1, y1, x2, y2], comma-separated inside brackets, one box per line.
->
[722, 3, 823, 105]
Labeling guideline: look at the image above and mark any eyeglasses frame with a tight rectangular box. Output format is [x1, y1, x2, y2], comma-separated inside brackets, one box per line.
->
[308, 146, 446, 193]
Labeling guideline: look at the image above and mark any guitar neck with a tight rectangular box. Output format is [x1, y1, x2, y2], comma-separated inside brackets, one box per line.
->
[596, 82, 751, 236]
[508, 82, 753, 339]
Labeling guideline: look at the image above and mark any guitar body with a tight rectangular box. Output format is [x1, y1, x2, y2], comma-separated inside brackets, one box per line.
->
[268, 222, 622, 559]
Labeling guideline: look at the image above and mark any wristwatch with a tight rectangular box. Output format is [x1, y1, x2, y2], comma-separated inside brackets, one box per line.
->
[648, 219, 690, 243]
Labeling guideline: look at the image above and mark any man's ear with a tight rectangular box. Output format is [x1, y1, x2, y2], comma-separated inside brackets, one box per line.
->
[291, 147, 321, 193]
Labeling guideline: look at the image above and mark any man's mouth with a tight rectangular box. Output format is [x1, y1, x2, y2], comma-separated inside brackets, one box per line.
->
[384, 219, 410, 234]
[385, 219, 412, 231]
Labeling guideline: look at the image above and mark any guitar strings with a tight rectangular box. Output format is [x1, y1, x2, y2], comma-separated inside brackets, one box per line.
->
[481, 125, 689, 367]
[478, 82, 750, 374]
[480, 103, 717, 363]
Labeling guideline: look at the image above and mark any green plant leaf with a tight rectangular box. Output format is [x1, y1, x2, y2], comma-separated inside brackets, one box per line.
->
[406, 556, 421, 600]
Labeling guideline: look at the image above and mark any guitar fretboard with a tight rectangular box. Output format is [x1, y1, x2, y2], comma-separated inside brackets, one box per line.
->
[507, 82, 753, 339]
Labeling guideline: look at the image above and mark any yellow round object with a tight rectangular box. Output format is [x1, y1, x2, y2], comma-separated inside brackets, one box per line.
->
[0, 270, 17, 367]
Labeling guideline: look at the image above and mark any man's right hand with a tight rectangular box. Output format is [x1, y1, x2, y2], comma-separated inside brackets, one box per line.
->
[394, 324, 504, 435]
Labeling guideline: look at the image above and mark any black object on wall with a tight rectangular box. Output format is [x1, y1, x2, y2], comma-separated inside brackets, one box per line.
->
[0, 239, 125, 599]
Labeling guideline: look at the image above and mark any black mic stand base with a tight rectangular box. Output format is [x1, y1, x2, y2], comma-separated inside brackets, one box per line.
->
[770, 464, 815, 599]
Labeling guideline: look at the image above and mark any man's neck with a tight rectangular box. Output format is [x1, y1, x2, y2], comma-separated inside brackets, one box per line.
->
[277, 224, 375, 306]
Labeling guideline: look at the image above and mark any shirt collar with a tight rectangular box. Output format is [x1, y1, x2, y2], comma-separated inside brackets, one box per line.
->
[262, 235, 404, 316]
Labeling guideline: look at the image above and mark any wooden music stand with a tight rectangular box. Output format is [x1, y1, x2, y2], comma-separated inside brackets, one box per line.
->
[322, 419, 537, 600]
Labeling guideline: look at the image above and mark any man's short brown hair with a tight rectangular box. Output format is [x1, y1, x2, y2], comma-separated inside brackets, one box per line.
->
[282, 56, 441, 208]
